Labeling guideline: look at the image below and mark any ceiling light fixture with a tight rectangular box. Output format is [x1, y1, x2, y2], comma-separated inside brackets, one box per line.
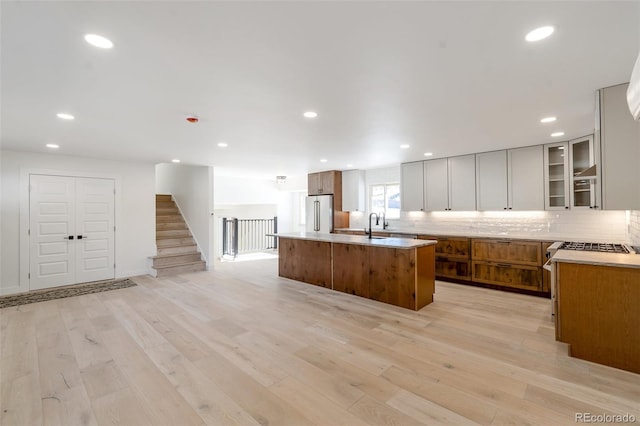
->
[346, 164, 354, 168]
[524, 25, 555, 42]
[217, 142, 228, 148]
[424, 152, 433, 157]
[400, 144, 410, 149]
[56, 113, 75, 120]
[46, 143, 59, 149]
[525, 26, 554, 42]
[320, 158, 328, 163]
[303, 111, 318, 118]
[540, 116, 557, 123]
[84, 34, 114, 49]
[172, 159, 180, 163]
[551, 131, 565, 137]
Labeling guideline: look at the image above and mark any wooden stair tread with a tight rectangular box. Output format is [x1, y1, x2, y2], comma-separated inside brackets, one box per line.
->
[153, 260, 205, 270]
[151, 252, 200, 260]
[156, 234, 193, 240]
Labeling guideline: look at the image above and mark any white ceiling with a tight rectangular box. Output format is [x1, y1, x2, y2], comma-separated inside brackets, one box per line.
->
[2, 1, 639, 178]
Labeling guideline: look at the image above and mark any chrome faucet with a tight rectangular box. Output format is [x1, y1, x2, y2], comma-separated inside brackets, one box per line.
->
[365, 213, 379, 239]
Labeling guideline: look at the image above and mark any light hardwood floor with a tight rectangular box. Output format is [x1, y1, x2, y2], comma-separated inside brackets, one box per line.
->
[2, 259, 638, 425]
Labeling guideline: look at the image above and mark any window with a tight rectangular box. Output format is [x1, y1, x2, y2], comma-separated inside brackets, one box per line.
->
[370, 183, 400, 219]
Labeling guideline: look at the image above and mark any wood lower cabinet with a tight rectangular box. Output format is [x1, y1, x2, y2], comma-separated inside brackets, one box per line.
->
[279, 237, 435, 310]
[471, 261, 542, 291]
[369, 246, 417, 309]
[556, 262, 640, 374]
[278, 238, 331, 288]
[472, 239, 542, 266]
[471, 239, 544, 291]
[333, 243, 369, 297]
[419, 236, 471, 280]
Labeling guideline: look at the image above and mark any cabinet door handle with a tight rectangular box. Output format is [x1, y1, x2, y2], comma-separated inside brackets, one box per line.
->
[496, 263, 512, 268]
[77, 235, 87, 239]
[64, 235, 74, 240]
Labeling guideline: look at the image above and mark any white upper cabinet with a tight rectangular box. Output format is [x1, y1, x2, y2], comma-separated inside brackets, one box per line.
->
[476, 150, 508, 210]
[508, 146, 544, 210]
[476, 147, 544, 211]
[342, 169, 365, 212]
[424, 158, 449, 211]
[448, 154, 476, 211]
[401, 161, 425, 211]
[569, 135, 600, 209]
[599, 83, 640, 210]
[544, 142, 570, 210]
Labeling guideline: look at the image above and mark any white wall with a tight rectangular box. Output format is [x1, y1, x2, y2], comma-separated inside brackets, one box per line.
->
[1, 150, 156, 295]
[155, 163, 213, 267]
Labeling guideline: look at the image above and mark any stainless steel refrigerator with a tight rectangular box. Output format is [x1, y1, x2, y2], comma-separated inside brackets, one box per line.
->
[306, 194, 333, 233]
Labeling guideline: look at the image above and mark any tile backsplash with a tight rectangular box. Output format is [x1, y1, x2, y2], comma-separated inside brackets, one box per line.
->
[349, 210, 629, 242]
[630, 210, 640, 245]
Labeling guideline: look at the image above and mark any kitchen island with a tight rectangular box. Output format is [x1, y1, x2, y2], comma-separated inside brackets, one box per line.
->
[552, 251, 640, 374]
[277, 233, 436, 311]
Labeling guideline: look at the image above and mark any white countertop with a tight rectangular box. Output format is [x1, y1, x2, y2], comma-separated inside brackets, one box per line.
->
[552, 250, 640, 269]
[276, 232, 436, 249]
[334, 228, 629, 244]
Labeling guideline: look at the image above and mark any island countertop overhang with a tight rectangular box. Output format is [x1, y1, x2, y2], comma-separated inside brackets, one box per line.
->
[275, 232, 437, 249]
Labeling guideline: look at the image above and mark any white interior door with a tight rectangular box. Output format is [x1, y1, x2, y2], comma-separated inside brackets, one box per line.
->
[75, 177, 115, 283]
[29, 174, 115, 290]
[29, 175, 76, 290]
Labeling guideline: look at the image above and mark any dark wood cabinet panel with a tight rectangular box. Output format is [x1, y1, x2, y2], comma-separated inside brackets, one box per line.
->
[472, 239, 542, 266]
[333, 243, 369, 297]
[435, 257, 471, 280]
[420, 236, 471, 280]
[278, 238, 332, 288]
[472, 261, 542, 291]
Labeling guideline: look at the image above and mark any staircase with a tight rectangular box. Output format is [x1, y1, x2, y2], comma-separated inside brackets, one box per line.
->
[152, 194, 206, 277]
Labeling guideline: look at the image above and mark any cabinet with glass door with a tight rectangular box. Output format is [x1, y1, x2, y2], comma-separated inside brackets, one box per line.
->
[543, 143, 570, 210]
[569, 135, 600, 209]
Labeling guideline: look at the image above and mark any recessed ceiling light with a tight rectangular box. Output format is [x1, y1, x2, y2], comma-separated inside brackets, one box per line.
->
[346, 164, 354, 168]
[424, 152, 433, 157]
[46, 143, 59, 149]
[400, 144, 410, 149]
[320, 158, 328, 163]
[217, 142, 228, 148]
[56, 113, 74, 120]
[540, 116, 557, 123]
[84, 34, 114, 49]
[525, 26, 554, 42]
[551, 131, 565, 137]
[303, 111, 318, 118]
[172, 159, 180, 163]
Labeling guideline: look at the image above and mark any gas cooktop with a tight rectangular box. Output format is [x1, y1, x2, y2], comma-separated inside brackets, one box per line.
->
[560, 242, 631, 254]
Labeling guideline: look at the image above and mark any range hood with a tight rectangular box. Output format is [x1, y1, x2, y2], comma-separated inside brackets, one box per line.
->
[628, 48, 640, 121]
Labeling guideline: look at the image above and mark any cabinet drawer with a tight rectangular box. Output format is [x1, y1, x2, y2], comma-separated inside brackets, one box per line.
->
[435, 257, 471, 280]
[472, 261, 542, 291]
[419, 236, 470, 258]
[472, 239, 542, 266]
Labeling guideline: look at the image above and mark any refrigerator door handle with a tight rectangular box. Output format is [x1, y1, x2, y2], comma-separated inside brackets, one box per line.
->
[314, 200, 320, 231]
